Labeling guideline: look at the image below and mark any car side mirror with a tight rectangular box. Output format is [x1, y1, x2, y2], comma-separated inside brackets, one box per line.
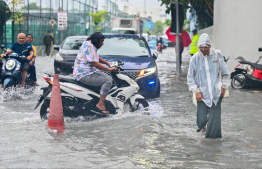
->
[152, 51, 158, 60]
[258, 48, 262, 52]
[54, 46, 59, 51]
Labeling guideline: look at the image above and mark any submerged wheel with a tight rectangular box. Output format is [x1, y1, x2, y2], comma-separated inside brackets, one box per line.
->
[40, 99, 50, 120]
[154, 78, 161, 98]
[133, 99, 149, 111]
[123, 99, 149, 113]
[39, 96, 81, 120]
[231, 74, 246, 89]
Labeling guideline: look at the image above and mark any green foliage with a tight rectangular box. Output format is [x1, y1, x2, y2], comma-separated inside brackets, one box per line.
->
[153, 21, 164, 35]
[163, 19, 171, 27]
[158, 0, 214, 29]
[6, 0, 25, 24]
[89, 11, 107, 31]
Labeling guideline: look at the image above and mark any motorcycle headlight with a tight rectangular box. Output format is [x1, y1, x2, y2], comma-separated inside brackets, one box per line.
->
[55, 53, 64, 61]
[5, 60, 16, 70]
[138, 67, 156, 77]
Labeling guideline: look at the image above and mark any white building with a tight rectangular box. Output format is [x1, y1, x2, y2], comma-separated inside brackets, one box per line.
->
[199, 0, 262, 72]
[101, 2, 166, 22]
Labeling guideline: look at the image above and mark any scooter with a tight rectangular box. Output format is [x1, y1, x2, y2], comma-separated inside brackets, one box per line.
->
[157, 43, 162, 53]
[230, 47, 262, 89]
[1, 45, 34, 90]
[34, 60, 149, 120]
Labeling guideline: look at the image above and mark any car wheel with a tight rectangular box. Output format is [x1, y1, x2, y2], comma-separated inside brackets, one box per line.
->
[154, 78, 161, 98]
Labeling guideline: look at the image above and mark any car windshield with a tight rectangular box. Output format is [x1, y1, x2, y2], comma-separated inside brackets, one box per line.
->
[62, 38, 85, 50]
[98, 37, 149, 57]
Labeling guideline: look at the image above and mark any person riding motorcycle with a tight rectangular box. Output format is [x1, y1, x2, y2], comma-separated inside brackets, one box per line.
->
[1, 33, 34, 87]
[73, 32, 118, 114]
[157, 37, 163, 53]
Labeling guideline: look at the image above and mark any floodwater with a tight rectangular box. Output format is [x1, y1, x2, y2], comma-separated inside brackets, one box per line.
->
[0, 48, 262, 169]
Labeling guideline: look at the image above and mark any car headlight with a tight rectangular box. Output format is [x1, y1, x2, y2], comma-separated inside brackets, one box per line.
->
[5, 60, 16, 70]
[55, 53, 64, 61]
[138, 67, 156, 77]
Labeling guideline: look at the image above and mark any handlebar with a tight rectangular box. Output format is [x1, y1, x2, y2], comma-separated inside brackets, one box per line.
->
[110, 60, 124, 71]
[1, 44, 31, 60]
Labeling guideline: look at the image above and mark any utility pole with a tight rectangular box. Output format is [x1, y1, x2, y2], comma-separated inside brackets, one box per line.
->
[175, 0, 181, 75]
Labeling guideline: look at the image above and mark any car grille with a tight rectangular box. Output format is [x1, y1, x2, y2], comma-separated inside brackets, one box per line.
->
[103, 71, 139, 80]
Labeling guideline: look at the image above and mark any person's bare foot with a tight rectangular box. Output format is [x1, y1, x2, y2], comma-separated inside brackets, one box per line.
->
[96, 104, 109, 114]
[201, 126, 206, 132]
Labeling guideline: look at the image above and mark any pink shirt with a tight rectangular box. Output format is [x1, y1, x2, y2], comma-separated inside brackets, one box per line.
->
[73, 41, 99, 81]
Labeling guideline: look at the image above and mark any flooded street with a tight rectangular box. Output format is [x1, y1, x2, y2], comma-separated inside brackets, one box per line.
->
[1, 48, 262, 168]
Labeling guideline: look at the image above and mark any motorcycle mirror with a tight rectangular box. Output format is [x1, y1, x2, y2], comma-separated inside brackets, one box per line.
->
[1, 44, 5, 49]
[258, 48, 262, 52]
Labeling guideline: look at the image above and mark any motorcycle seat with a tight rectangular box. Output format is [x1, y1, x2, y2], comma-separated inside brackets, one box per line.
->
[59, 77, 101, 94]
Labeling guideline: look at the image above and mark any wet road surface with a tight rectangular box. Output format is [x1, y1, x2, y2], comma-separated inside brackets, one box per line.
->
[0, 48, 262, 168]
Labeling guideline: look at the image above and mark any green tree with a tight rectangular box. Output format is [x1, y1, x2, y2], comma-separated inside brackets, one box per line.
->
[6, 0, 25, 24]
[89, 11, 107, 31]
[158, 0, 214, 29]
[163, 19, 171, 27]
[153, 21, 164, 35]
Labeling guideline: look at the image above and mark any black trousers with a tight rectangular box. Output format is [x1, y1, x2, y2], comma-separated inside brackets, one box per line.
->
[45, 44, 51, 56]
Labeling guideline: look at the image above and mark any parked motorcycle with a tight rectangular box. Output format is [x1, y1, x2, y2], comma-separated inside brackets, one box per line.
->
[0, 45, 34, 90]
[230, 48, 262, 89]
[34, 60, 149, 120]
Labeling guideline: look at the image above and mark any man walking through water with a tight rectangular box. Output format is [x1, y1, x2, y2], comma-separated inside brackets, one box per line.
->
[43, 31, 54, 56]
[187, 33, 230, 138]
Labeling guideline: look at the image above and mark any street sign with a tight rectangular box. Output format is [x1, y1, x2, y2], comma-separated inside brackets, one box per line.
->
[49, 19, 56, 26]
[58, 12, 67, 30]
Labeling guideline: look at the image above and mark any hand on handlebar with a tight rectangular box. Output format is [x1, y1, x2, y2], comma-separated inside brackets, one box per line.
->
[1, 54, 7, 58]
[110, 67, 118, 72]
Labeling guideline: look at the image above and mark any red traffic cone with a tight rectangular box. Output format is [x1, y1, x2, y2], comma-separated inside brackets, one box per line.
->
[47, 74, 64, 133]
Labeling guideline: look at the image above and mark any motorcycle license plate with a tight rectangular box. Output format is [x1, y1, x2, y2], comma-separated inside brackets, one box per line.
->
[6, 72, 11, 75]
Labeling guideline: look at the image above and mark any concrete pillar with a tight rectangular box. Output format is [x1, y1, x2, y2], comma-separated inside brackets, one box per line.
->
[214, 0, 262, 72]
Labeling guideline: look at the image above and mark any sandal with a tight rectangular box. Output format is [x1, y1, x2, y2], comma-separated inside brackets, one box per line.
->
[91, 106, 110, 116]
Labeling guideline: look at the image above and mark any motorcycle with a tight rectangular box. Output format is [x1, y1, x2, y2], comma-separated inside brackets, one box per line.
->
[34, 60, 149, 120]
[157, 43, 162, 53]
[0, 44, 34, 90]
[230, 47, 262, 89]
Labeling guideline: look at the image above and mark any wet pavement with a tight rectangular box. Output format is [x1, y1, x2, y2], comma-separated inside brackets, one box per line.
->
[0, 47, 262, 168]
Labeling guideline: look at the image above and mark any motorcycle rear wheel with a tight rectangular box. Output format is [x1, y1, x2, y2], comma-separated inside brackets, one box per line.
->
[231, 74, 246, 89]
[39, 96, 83, 120]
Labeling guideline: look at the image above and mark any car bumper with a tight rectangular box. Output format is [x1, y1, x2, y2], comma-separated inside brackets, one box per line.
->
[136, 74, 158, 97]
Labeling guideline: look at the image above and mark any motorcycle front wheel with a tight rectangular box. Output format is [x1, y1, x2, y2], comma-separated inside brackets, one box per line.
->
[231, 74, 246, 89]
[124, 99, 149, 113]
